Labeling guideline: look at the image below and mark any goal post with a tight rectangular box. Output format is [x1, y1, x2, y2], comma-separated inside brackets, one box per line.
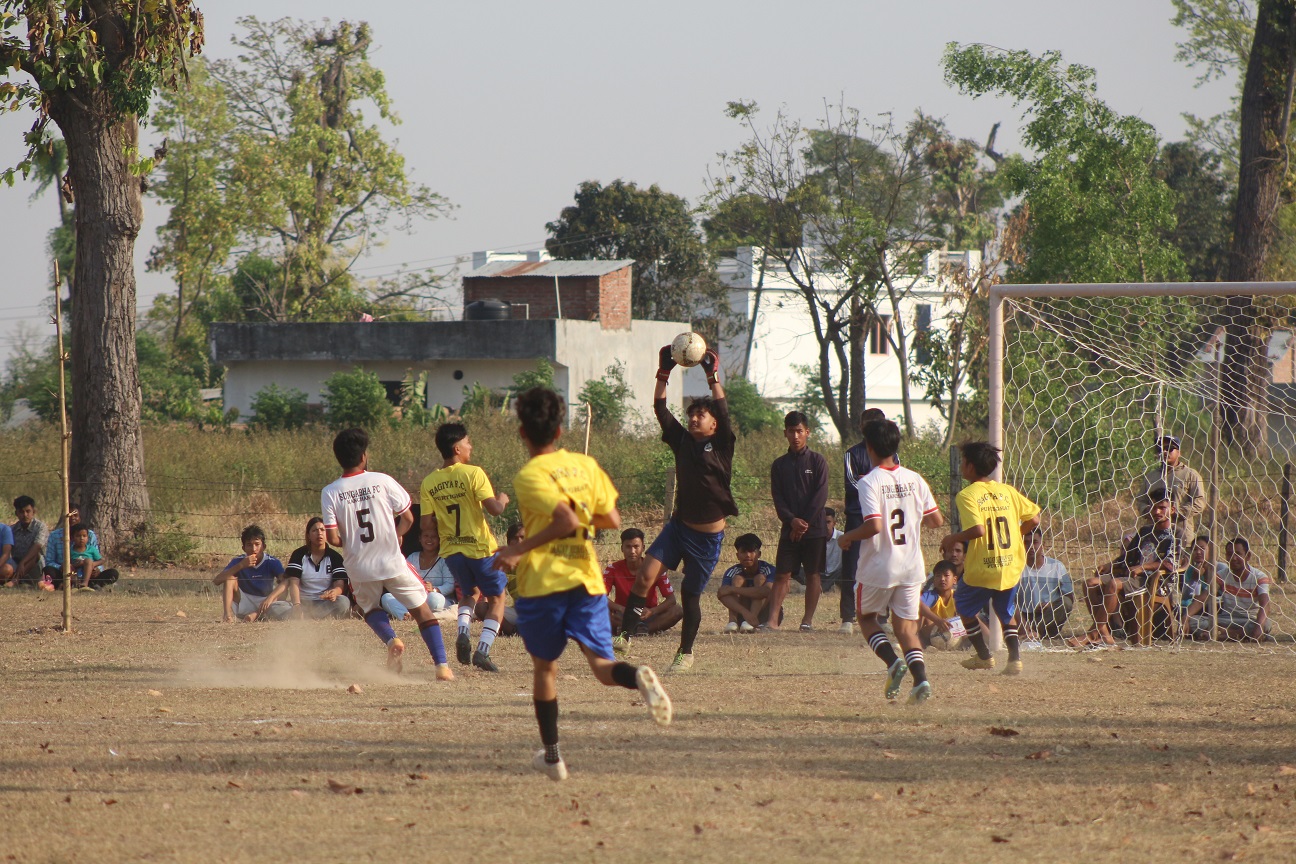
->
[987, 281, 1296, 649]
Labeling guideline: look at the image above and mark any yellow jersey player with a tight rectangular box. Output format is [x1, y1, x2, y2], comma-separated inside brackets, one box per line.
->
[420, 422, 510, 672]
[940, 442, 1041, 675]
[494, 387, 671, 781]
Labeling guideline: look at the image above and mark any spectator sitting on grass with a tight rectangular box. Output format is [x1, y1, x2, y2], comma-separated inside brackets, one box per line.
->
[405, 522, 454, 612]
[605, 528, 681, 636]
[42, 507, 90, 589]
[1016, 528, 1073, 641]
[213, 525, 291, 623]
[1185, 537, 1273, 643]
[717, 533, 774, 633]
[9, 496, 51, 590]
[919, 560, 961, 649]
[67, 523, 118, 591]
[285, 517, 351, 620]
[0, 513, 14, 587]
[1180, 535, 1212, 614]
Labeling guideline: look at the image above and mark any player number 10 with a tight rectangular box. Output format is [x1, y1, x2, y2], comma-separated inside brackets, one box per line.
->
[983, 516, 1012, 550]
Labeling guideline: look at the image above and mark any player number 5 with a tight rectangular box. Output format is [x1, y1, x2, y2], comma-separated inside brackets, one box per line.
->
[357, 508, 374, 543]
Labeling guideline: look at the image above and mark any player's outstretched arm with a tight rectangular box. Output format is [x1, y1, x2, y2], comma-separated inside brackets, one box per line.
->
[941, 524, 985, 558]
[591, 507, 621, 531]
[700, 348, 725, 400]
[484, 491, 510, 516]
[494, 502, 581, 571]
[653, 345, 675, 407]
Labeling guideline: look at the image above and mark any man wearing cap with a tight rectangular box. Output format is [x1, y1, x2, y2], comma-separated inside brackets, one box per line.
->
[1135, 435, 1205, 537]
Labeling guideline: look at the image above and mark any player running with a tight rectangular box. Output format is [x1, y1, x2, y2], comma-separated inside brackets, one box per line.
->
[940, 441, 1042, 675]
[837, 419, 944, 704]
[494, 387, 671, 781]
[322, 428, 454, 682]
[614, 345, 736, 673]
[420, 422, 511, 672]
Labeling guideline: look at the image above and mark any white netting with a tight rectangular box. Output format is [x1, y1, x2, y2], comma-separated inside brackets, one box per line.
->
[1002, 290, 1296, 649]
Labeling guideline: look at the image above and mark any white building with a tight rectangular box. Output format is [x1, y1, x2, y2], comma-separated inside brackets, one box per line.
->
[691, 245, 981, 438]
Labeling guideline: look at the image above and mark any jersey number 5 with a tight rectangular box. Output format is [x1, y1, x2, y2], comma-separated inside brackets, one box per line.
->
[889, 509, 906, 545]
[357, 508, 374, 543]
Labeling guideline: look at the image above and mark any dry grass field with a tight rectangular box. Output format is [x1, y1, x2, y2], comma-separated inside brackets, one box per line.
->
[3, 590, 1296, 864]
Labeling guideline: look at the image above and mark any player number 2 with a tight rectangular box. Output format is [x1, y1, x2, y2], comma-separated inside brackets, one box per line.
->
[984, 516, 1012, 549]
[357, 508, 374, 543]
[889, 509, 906, 545]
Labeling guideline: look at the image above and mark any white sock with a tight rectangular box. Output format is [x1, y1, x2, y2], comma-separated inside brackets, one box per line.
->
[457, 604, 473, 635]
[478, 619, 500, 654]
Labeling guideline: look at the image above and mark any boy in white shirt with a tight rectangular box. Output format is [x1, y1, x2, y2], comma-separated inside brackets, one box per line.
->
[837, 419, 944, 704]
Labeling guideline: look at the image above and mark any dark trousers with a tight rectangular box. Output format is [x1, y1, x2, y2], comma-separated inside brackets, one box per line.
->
[839, 512, 863, 623]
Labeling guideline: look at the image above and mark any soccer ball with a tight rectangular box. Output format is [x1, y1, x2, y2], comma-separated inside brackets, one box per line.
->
[928, 631, 954, 651]
[671, 331, 707, 367]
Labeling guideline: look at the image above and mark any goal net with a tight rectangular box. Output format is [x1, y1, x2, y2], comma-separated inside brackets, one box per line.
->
[997, 284, 1296, 650]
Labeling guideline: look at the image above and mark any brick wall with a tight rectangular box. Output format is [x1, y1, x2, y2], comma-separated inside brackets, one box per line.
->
[463, 266, 632, 330]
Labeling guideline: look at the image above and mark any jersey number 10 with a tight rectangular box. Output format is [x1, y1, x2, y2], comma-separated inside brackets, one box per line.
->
[984, 516, 1012, 550]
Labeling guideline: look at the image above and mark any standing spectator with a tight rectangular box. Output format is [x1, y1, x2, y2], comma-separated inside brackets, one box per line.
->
[67, 523, 118, 590]
[213, 525, 292, 623]
[1186, 537, 1273, 642]
[285, 517, 351, 620]
[604, 528, 681, 636]
[405, 523, 454, 612]
[1135, 434, 1205, 538]
[10, 496, 50, 591]
[840, 408, 888, 634]
[769, 411, 830, 631]
[1016, 529, 1074, 640]
[717, 533, 775, 632]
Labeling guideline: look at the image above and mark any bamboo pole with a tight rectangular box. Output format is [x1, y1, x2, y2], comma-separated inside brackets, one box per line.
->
[1208, 332, 1223, 642]
[583, 402, 592, 455]
[54, 264, 72, 634]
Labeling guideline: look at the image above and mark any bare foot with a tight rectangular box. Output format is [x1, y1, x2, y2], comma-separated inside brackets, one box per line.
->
[435, 664, 455, 682]
[242, 612, 259, 623]
[387, 638, 405, 674]
[221, 615, 234, 624]
[38, 581, 55, 592]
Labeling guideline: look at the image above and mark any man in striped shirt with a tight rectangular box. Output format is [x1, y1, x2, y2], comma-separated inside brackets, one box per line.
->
[1185, 536, 1273, 642]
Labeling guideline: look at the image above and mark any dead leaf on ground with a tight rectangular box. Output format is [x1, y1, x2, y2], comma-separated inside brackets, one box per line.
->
[1154, 783, 1171, 792]
[174, 610, 187, 618]
[871, 793, 884, 801]
[103, 799, 117, 806]
[408, 773, 429, 780]
[882, 750, 899, 759]
[1278, 765, 1296, 776]
[991, 835, 1010, 843]
[156, 707, 172, 713]
[1026, 750, 1052, 760]
[347, 684, 363, 694]
[989, 726, 1020, 737]
[327, 778, 360, 794]
[147, 689, 162, 697]
[755, 798, 774, 807]
[227, 781, 242, 789]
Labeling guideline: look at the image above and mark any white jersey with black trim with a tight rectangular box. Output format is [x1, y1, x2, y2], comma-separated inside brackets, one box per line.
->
[321, 470, 412, 583]
[854, 464, 939, 589]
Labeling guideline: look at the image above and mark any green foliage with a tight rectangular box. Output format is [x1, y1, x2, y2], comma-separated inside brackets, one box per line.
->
[546, 179, 725, 323]
[943, 43, 1185, 284]
[511, 359, 555, 395]
[0, 1, 204, 182]
[460, 381, 502, 417]
[1155, 141, 1233, 283]
[147, 18, 450, 326]
[723, 375, 782, 434]
[117, 519, 200, 566]
[578, 362, 632, 430]
[788, 364, 826, 431]
[136, 331, 204, 422]
[322, 367, 391, 430]
[250, 384, 309, 431]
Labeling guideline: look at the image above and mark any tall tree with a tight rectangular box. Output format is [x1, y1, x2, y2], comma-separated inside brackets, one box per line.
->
[0, 1, 204, 548]
[1155, 141, 1234, 283]
[148, 17, 449, 326]
[708, 103, 980, 438]
[545, 179, 725, 326]
[1172, 0, 1255, 166]
[1222, 0, 1296, 454]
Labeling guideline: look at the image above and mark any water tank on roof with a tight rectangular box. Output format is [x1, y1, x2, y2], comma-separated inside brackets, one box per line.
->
[465, 299, 511, 321]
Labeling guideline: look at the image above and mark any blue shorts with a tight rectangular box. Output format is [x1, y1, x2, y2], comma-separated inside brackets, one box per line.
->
[647, 519, 724, 594]
[515, 587, 614, 662]
[954, 579, 1018, 625]
[445, 552, 506, 599]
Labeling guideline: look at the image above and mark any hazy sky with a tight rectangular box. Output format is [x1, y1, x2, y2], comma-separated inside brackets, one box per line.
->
[0, 0, 1237, 364]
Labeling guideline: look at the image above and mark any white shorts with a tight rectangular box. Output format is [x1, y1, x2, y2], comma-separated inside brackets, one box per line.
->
[352, 567, 429, 615]
[855, 582, 921, 621]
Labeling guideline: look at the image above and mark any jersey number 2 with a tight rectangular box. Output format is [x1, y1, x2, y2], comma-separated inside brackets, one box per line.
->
[889, 509, 906, 545]
[357, 508, 374, 543]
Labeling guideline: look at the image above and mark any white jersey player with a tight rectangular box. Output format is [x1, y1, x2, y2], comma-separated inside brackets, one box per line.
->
[322, 428, 454, 681]
[837, 419, 943, 704]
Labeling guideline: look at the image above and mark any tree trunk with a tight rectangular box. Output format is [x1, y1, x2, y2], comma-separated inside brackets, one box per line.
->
[848, 293, 866, 427]
[48, 90, 150, 551]
[1224, 0, 1296, 455]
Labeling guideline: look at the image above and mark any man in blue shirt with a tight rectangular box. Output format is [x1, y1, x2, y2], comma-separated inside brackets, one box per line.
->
[213, 525, 291, 622]
[717, 533, 775, 632]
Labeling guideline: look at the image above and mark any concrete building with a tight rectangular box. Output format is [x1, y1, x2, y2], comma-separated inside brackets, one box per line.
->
[210, 257, 688, 425]
[694, 245, 980, 436]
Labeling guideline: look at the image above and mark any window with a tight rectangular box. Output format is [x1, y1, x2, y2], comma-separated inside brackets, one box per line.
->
[869, 315, 892, 355]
